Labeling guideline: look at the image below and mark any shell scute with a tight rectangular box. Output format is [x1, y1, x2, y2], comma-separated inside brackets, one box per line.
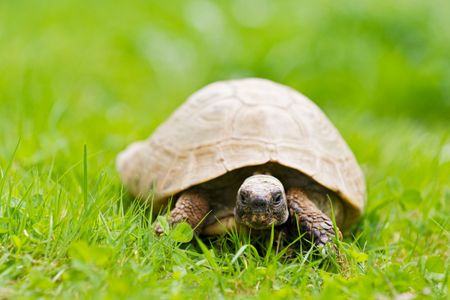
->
[117, 78, 366, 223]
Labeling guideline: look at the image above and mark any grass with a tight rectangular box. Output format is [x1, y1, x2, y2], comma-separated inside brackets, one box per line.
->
[0, 0, 449, 299]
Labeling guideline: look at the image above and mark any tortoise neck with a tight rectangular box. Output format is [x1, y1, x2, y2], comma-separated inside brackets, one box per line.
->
[252, 169, 272, 176]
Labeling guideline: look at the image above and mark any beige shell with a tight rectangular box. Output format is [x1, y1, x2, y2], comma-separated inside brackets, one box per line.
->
[117, 78, 366, 225]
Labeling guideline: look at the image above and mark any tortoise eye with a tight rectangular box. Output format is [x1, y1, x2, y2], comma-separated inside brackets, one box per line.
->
[273, 193, 283, 205]
[239, 193, 248, 204]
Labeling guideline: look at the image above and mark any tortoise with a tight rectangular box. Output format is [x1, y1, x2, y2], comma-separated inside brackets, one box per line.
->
[117, 78, 366, 246]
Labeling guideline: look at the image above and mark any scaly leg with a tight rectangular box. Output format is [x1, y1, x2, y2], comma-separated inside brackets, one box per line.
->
[155, 190, 210, 235]
[287, 187, 341, 247]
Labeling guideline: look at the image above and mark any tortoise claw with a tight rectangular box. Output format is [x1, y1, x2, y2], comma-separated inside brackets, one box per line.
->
[154, 223, 164, 236]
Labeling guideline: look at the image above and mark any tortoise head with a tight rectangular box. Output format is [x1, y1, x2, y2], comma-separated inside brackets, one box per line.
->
[235, 175, 289, 230]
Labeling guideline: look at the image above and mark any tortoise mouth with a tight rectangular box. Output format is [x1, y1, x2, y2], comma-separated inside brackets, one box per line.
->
[236, 212, 277, 229]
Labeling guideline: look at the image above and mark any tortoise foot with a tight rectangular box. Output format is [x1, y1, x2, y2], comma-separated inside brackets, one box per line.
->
[154, 190, 210, 235]
[287, 187, 342, 247]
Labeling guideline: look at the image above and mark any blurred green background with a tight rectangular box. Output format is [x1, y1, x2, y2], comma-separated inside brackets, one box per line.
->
[0, 0, 449, 298]
[1, 0, 449, 156]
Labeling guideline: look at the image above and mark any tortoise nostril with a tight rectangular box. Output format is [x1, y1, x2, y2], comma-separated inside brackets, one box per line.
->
[251, 197, 267, 209]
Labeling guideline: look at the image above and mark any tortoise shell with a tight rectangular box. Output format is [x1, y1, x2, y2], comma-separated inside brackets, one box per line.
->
[117, 78, 366, 228]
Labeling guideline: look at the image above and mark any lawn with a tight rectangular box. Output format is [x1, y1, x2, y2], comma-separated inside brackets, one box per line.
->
[0, 0, 449, 299]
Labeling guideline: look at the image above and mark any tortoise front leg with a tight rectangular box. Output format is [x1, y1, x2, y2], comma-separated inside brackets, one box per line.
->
[155, 190, 210, 235]
[287, 187, 341, 247]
